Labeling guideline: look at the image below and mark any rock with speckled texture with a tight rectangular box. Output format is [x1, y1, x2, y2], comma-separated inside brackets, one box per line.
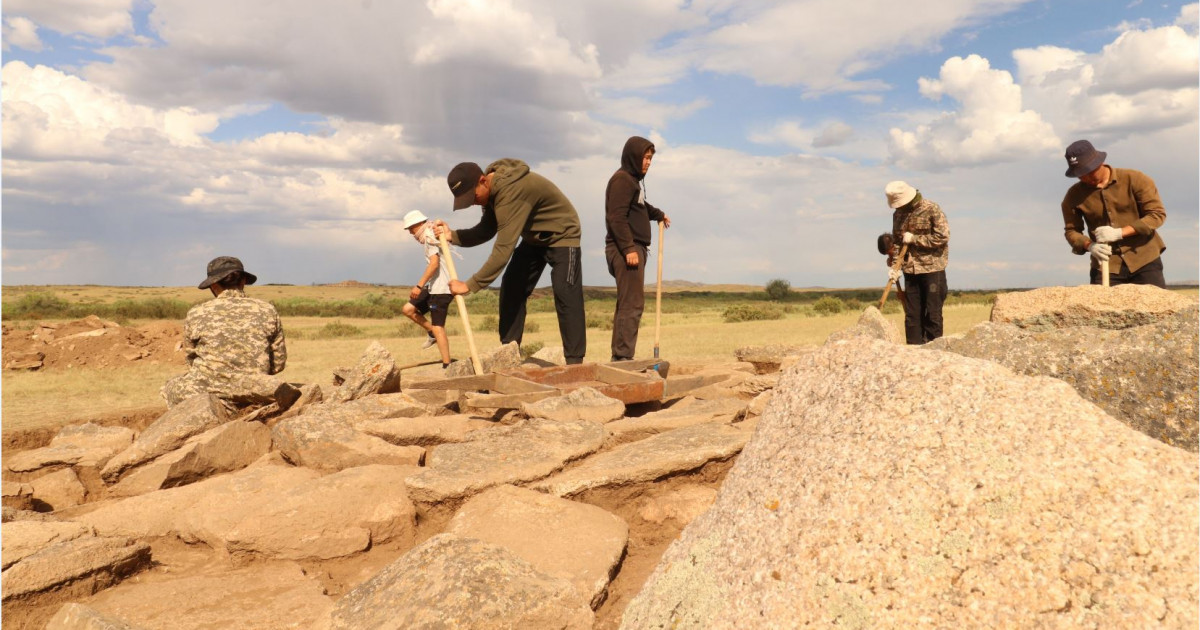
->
[825, 306, 904, 345]
[327, 534, 593, 629]
[622, 338, 1199, 629]
[990, 284, 1194, 330]
[929, 306, 1198, 452]
[521, 387, 626, 424]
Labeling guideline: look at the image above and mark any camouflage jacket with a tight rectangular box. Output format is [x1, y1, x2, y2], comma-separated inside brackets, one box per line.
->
[182, 288, 286, 380]
[892, 197, 949, 275]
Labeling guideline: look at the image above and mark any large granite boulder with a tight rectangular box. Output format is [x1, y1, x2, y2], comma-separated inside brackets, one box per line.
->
[405, 418, 605, 505]
[326, 534, 593, 629]
[446, 485, 629, 608]
[621, 338, 1199, 629]
[990, 284, 1194, 330]
[929, 306, 1199, 451]
[100, 395, 229, 482]
[5, 423, 135, 474]
[824, 305, 904, 345]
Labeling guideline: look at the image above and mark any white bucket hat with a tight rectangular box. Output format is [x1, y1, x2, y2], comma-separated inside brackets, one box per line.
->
[885, 181, 917, 209]
[401, 210, 429, 229]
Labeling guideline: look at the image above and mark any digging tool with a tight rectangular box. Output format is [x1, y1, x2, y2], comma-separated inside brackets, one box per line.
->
[878, 242, 909, 310]
[654, 221, 664, 359]
[1101, 258, 1110, 287]
[437, 232, 484, 375]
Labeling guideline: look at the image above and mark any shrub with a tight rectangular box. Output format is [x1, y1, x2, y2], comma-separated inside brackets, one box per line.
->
[722, 304, 784, 323]
[312, 321, 364, 339]
[812, 296, 845, 316]
[521, 341, 545, 357]
[881, 300, 903, 315]
[844, 298, 863, 311]
[586, 313, 614, 330]
[476, 314, 498, 332]
[765, 278, 791, 301]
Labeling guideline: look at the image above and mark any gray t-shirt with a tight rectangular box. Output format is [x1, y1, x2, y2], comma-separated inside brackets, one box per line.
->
[420, 224, 451, 295]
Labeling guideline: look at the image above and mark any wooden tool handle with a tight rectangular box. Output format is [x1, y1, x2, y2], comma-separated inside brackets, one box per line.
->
[437, 232, 484, 375]
[1101, 258, 1110, 288]
[654, 222, 664, 359]
[878, 242, 909, 310]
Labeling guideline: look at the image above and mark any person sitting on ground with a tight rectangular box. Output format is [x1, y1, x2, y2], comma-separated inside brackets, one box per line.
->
[605, 136, 671, 362]
[400, 210, 453, 369]
[1060, 139, 1168, 287]
[161, 256, 297, 410]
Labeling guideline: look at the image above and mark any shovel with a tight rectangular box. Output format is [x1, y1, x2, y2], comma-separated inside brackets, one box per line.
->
[654, 221, 665, 359]
[437, 232, 484, 375]
[1101, 258, 1110, 288]
[878, 242, 909, 310]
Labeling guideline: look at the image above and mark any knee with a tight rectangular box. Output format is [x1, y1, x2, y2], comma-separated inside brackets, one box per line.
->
[402, 304, 416, 316]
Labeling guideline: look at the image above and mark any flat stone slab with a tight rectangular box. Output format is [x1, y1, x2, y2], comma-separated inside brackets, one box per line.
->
[111, 419, 272, 497]
[84, 562, 333, 630]
[605, 398, 747, 446]
[532, 421, 752, 498]
[733, 345, 813, 373]
[6, 423, 135, 474]
[405, 418, 605, 505]
[272, 408, 425, 472]
[990, 284, 1195, 330]
[621, 338, 1199, 629]
[2, 480, 34, 511]
[2, 535, 151, 603]
[447, 485, 629, 608]
[522, 387, 626, 424]
[357, 413, 494, 447]
[636, 485, 718, 526]
[327, 534, 593, 629]
[101, 395, 229, 482]
[30, 468, 88, 511]
[46, 603, 145, 630]
[2, 520, 92, 570]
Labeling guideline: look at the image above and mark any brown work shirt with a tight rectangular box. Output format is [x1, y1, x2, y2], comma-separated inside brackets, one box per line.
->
[892, 197, 949, 275]
[1061, 166, 1166, 273]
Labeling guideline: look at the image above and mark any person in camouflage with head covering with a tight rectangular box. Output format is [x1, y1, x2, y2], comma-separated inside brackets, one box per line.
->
[161, 256, 295, 409]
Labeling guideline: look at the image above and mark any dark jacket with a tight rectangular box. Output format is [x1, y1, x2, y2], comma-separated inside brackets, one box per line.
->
[605, 136, 665, 254]
[1061, 166, 1166, 273]
[451, 159, 582, 293]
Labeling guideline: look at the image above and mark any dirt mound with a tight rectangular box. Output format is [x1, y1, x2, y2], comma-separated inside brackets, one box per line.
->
[2, 315, 187, 371]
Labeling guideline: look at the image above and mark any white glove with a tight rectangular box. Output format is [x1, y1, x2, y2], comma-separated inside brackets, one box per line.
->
[1088, 242, 1112, 262]
[888, 268, 901, 283]
[902, 232, 915, 244]
[1093, 226, 1122, 243]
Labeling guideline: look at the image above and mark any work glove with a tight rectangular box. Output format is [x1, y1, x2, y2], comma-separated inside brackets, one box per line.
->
[1088, 242, 1112, 262]
[1093, 226, 1122, 243]
[888, 268, 901, 283]
[902, 232, 915, 244]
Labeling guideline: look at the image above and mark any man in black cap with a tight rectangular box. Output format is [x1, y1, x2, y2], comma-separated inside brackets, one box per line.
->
[436, 160, 586, 364]
[161, 256, 295, 409]
[1061, 140, 1167, 287]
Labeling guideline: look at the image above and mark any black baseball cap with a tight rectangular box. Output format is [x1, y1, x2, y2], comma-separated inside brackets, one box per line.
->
[447, 162, 483, 210]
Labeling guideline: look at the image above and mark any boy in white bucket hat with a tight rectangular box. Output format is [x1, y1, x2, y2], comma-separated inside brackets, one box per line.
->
[401, 210, 453, 368]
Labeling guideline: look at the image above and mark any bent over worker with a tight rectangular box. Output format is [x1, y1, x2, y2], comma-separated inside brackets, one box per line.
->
[437, 160, 586, 364]
[885, 181, 950, 345]
[605, 136, 671, 361]
[162, 256, 296, 409]
[1060, 139, 1168, 287]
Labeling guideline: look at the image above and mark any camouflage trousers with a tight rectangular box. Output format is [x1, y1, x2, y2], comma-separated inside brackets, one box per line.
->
[161, 369, 288, 409]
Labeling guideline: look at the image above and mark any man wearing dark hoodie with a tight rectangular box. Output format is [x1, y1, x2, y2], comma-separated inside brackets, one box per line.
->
[605, 136, 671, 361]
[438, 159, 586, 364]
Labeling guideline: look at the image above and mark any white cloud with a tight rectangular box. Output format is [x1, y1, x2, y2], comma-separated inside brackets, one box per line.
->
[4, 0, 132, 39]
[1015, 13, 1199, 139]
[749, 120, 857, 151]
[1178, 3, 1199, 32]
[813, 121, 855, 148]
[887, 54, 1060, 171]
[3, 17, 43, 52]
[594, 96, 710, 128]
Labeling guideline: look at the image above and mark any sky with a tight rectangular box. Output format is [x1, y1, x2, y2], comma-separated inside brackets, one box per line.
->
[2, 0, 1197, 290]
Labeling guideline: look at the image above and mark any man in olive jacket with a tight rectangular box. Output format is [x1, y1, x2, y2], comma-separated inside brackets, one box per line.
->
[1060, 139, 1167, 287]
[438, 160, 586, 364]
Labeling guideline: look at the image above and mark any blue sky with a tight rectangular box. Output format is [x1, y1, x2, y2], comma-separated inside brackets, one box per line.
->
[2, 0, 1197, 289]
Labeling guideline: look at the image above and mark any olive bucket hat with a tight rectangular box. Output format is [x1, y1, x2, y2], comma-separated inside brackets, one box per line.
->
[198, 256, 257, 289]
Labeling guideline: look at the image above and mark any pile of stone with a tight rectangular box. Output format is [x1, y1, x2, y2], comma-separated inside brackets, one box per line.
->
[4, 286, 1196, 629]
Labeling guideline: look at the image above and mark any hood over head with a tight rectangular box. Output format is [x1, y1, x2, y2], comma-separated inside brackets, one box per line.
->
[620, 136, 655, 181]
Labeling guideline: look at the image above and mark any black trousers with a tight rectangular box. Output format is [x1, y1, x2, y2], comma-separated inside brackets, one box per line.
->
[1090, 257, 1165, 288]
[498, 242, 586, 363]
[606, 242, 647, 360]
[902, 269, 946, 345]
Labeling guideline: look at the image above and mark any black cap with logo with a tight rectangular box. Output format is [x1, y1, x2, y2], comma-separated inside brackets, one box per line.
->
[447, 162, 484, 210]
[1064, 140, 1107, 178]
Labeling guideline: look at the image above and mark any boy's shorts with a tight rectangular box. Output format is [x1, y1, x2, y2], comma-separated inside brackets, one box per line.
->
[409, 288, 453, 327]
